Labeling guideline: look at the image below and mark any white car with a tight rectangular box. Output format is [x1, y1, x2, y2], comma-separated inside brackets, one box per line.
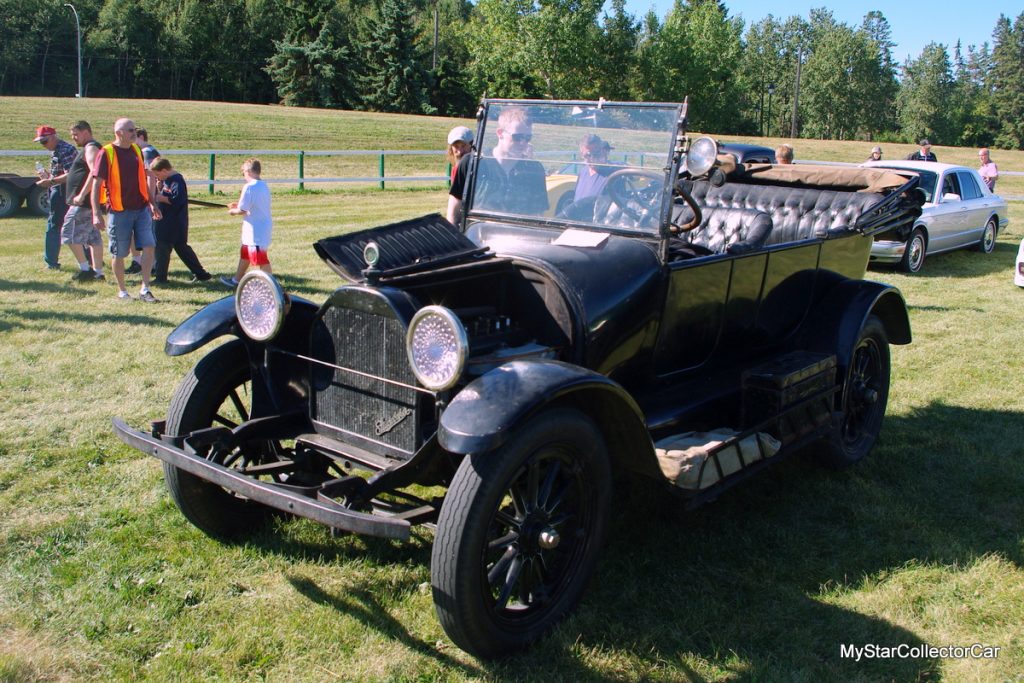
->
[863, 160, 1009, 273]
[1016, 239, 1024, 287]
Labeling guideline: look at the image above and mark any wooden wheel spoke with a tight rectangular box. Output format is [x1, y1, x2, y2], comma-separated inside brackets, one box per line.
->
[487, 545, 517, 587]
[537, 459, 561, 511]
[487, 531, 518, 551]
[227, 387, 249, 422]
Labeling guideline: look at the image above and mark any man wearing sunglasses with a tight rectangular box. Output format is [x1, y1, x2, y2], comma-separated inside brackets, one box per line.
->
[447, 107, 548, 224]
[573, 134, 613, 202]
[33, 125, 77, 270]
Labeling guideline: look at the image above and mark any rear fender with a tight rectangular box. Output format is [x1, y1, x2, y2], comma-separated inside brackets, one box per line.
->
[800, 279, 911, 369]
[439, 360, 661, 479]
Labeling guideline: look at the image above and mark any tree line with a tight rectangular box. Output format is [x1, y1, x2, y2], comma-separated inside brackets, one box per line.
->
[3, 0, 1023, 149]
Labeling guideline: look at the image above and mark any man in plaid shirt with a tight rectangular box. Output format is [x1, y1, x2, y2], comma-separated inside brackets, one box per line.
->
[34, 125, 77, 270]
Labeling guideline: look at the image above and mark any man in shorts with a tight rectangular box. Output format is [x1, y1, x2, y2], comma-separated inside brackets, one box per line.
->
[63, 120, 105, 281]
[90, 118, 162, 302]
[220, 158, 273, 287]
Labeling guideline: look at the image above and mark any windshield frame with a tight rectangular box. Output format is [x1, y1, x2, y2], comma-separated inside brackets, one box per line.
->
[461, 99, 686, 239]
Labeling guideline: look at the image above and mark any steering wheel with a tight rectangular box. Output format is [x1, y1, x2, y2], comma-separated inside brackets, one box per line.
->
[604, 169, 665, 225]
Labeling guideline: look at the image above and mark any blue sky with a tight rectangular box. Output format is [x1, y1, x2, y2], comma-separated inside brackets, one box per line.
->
[620, 0, 1021, 65]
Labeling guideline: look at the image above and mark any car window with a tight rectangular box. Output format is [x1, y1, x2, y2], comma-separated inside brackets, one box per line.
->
[467, 102, 681, 234]
[956, 171, 982, 200]
[941, 173, 962, 199]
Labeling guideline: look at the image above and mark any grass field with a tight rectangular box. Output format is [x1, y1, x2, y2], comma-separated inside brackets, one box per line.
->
[1, 97, 1023, 681]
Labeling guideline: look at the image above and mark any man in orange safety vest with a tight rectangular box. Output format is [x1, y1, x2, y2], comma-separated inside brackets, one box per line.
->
[90, 118, 162, 302]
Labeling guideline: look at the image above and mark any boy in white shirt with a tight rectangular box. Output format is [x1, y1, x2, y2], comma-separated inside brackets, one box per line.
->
[221, 158, 273, 287]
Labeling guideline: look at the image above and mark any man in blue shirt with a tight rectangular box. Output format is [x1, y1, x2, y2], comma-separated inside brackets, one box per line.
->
[573, 134, 613, 202]
[33, 125, 77, 269]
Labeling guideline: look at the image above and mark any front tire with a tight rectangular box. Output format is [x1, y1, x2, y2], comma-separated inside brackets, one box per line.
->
[820, 315, 890, 468]
[899, 229, 926, 273]
[431, 407, 611, 658]
[163, 339, 274, 537]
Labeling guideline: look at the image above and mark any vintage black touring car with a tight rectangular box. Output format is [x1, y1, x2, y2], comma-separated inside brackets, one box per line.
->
[114, 99, 922, 658]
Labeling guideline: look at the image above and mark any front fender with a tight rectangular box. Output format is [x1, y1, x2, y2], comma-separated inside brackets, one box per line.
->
[165, 294, 319, 357]
[439, 360, 659, 477]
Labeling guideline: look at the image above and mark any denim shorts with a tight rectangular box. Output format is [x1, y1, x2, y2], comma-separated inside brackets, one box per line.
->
[107, 208, 155, 257]
[61, 205, 103, 246]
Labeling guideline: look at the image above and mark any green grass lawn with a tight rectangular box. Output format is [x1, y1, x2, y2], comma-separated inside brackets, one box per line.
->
[1, 97, 1023, 681]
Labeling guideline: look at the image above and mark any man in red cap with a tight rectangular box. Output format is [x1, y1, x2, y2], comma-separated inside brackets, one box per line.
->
[34, 125, 77, 270]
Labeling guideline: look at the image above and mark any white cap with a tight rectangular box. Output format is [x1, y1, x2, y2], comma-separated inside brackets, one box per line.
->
[447, 126, 474, 145]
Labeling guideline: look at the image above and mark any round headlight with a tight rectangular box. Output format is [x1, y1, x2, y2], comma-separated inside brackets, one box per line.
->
[685, 136, 719, 177]
[235, 270, 287, 342]
[406, 306, 468, 391]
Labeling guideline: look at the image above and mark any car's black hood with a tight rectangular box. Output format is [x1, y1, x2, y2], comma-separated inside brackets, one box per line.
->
[466, 221, 665, 375]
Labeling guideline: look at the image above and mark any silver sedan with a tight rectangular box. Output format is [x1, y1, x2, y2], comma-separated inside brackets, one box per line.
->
[863, 160, 1009, 273]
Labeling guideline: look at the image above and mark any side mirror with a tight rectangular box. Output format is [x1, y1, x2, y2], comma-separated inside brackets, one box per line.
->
[941, 192, 961, 203]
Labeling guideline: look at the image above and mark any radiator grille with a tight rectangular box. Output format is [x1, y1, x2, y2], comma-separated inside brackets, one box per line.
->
[311, 304, 419, 456]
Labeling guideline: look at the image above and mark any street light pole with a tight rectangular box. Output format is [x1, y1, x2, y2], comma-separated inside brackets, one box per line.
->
[64, 3, 82, 98]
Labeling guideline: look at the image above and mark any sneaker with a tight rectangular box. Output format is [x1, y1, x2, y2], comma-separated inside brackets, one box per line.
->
[219, 276, 239, 288]
[126, 261, 142, 274]
[45, 263, 61, 271]
[139, 290, 158, 303]
[72, 268, 96, 281]
[152, 277, 169, 284]
[117, 290, 132, 300]
[93, 272, 106, 281]
[191, 272, 213, 283]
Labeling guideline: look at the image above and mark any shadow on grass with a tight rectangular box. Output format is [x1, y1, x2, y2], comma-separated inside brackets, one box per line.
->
[285, 574, 485, 676]
[208, 401, 1021, 679]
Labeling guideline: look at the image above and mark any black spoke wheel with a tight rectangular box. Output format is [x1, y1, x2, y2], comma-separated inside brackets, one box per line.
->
[820, 315, 890, 468]
[431, 407, 611, 658]
[0, 184, 19, 219]
[162, 339, 275, 537]
[27, 186, 49, 217]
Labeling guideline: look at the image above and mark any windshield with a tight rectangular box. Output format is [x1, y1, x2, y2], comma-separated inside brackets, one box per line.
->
[465, 101, 682, 235]
[875, 166, 938, 202]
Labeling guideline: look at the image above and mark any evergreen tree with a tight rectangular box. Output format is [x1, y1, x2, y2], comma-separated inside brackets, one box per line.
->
[990, 13, 1024, 149]
[265, 0, 356, 108]
[361, 0, 435, 114]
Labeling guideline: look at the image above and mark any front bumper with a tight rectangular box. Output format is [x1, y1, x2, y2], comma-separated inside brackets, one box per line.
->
[112, 418, 411, 540]
[869, 239, 905, 264]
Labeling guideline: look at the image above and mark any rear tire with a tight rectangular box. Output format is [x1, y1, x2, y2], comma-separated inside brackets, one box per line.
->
[973, 217, 997, 254]
[0, 184, 19, 218]
[163, 339, 273, 537]
[899, 229, 926, 273]
[819, 315, 890, 468]
[431, 407, 611, 658]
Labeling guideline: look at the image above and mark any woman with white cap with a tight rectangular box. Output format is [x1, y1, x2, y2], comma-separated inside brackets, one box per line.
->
[867, 146, 882, 161]
[446, 126, 474, 182]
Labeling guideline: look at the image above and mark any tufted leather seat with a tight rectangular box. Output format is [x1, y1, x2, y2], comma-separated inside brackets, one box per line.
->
[686, 180, 886, 246]
[672, 206, 773, 255]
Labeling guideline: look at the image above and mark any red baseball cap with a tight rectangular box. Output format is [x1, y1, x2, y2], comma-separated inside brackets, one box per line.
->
[33, 125, 56, 142]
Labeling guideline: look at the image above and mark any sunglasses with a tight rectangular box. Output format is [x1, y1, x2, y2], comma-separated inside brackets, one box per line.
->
[38, 137, 51, 145]
[508, 133, 532, 143]
[119, 127, 136, 133]
[582, 150, 607, 160]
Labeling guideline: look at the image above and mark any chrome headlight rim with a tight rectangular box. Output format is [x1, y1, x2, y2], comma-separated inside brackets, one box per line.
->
[685, 136, 719, 177]
[234, 270, 287, 342]
[406, 305, 468, 392]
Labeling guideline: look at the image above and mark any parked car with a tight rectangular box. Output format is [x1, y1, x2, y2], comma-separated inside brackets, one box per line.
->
[863, 160, 1009, 273]
[115, 99, 921, 659]
[1016, 239, 1024, 287]
[0, 173, 49, 218]
[719, 141, 777, 165]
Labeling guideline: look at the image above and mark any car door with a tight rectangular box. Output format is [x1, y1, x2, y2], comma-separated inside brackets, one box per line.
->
[928, 171, 968, 253]
[955, 171, 989, 246]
